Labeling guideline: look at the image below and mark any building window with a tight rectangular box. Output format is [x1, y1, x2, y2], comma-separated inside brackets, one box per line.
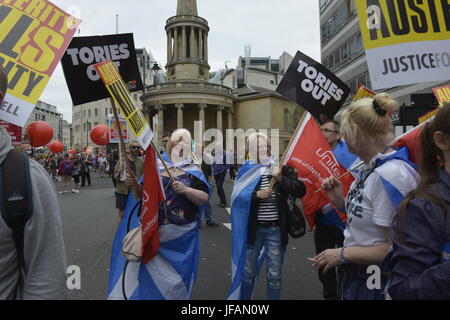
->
[95, 108, 98, 117]
[325, 32, 364, 72]
[83, 110, 86, 118]
[88, 109, 91, 117]
[105, 108, 108, 116]
[321, 2, 350, 44]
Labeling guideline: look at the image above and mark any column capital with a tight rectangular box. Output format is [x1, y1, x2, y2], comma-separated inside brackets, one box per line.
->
[216, 105, 224, 112]
[175, 103, 184, 109]
[198, 103, 207, 110]
[156, 104, 165, 112]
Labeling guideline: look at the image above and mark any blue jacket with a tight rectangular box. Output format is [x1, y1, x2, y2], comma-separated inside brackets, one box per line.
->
[389, 168, 450, 300]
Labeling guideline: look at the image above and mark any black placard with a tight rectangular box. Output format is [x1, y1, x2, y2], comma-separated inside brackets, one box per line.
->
[276, 51, 350, 120]
[61, 33, 143, 106]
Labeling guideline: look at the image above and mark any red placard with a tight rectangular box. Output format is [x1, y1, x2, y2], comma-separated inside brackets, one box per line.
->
[0, 120, 22, 146]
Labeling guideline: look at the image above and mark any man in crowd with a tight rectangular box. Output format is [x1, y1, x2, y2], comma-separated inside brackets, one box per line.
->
[314, 120, 355, 300]
[160, 132, 171, 154]
[114, 141, 144, 224]
[0, 67, 67, 299]
[58, 154, 75, 194]
[212, 149, 230, 208]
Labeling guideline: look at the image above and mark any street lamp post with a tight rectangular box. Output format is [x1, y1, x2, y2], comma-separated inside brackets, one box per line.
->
[86, 121, 91, 149]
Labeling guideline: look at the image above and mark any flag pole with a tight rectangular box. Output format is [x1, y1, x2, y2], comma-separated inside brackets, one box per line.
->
[110, 98, 139, 199]
[144, 113, 175, 182]
[313, 161, 365, 195]
[268, 111, 308, 189]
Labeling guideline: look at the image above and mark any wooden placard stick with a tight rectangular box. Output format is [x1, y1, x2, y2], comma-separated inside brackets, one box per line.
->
[268, 111, 308, 189]
[110, 98, 139, 199]
[313, 161, 364, 195]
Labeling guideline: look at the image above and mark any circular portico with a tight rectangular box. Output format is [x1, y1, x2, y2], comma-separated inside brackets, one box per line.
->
[142, 81, 235, 143]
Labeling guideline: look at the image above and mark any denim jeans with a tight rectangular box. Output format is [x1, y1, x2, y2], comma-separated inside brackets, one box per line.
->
[214, 171, 227, 205]
[241, 225, 286, 300]
[203, 202, 213, 224]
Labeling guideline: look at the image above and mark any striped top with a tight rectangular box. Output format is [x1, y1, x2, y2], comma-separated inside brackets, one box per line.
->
[256, 168, 278, 222]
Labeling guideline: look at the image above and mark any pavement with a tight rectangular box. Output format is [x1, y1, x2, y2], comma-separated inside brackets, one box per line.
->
[55, 171, 323, 300]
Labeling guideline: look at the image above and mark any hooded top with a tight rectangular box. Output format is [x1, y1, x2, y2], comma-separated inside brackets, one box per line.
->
[0, 127, 67, 299]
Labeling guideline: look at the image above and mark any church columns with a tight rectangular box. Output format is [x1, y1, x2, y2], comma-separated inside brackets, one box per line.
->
[227, 108, 233, 129]
[167, 30, 172, 62]
[198, 29, 203, 61]
[174, 27, 179, 59]
[216, 105, 223, 131]
[190, 26, 195, 58]
[156, 105, 164, 147]
[198, 103, 206, 126]
[204, 31, 208, 62]
[175, 103, 184, 128]
[182, 26, 187, 58]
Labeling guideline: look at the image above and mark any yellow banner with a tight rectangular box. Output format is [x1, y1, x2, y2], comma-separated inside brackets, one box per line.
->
[433, 84, 450, 107]
[418, 108, 439, 124]
[352, 84, 376, 102]
[0, 0, 80, 127]
[356, 0, 450, 50]
[95, 60, 148, 138]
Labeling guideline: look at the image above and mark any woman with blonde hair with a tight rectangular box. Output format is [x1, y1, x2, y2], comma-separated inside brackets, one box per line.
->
[228, 132, 306, 300]
[312, 93, 419, 300]
[108, 128, 210, 300]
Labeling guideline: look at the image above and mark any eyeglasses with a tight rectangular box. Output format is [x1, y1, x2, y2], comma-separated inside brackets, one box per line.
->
[131, 146, 140, 149]
[321, 128, 339, 134]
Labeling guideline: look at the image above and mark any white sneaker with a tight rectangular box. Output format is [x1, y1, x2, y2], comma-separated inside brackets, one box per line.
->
[74, 189, 80, 193]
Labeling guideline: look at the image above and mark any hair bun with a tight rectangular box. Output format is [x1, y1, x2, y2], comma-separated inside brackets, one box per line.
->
[373, 93, 399, 116]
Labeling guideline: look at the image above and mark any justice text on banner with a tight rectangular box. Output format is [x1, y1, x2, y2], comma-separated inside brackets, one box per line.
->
[356, 0, 450, 90]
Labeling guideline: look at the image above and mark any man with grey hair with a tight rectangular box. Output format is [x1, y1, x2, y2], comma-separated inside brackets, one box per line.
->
[0, 67, 67, 299]
[114, 140, 144, 224]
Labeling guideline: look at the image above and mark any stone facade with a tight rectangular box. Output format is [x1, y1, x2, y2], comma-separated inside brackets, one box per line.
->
[142, 0, 236, 146]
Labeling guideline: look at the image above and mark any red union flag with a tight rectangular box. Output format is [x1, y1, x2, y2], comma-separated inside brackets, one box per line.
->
[141, 147, 165, 264]
[282, 113, 354, 230]
[391, 115, 436, 166]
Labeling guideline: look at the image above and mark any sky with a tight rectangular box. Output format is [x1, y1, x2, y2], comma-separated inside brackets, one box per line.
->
[40, 0, 321, 122]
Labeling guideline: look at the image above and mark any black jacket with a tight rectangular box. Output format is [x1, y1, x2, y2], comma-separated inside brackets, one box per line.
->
[247, 167, 306, 247]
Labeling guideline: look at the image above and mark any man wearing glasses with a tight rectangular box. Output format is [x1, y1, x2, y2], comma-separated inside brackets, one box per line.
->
[314, 120, 347, 300]
[114, 141, 144, 224]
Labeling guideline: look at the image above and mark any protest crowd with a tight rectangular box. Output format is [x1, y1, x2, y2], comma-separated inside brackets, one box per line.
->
[0, 0, 449, 303]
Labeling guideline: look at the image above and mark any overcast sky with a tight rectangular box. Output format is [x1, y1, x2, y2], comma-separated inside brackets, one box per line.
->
[41, 0, 321, 122]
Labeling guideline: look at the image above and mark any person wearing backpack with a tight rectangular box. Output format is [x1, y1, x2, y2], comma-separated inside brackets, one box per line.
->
[389, 105, 450, 299]
[58, 155, 75, 194]
[0, 67, 67, 299]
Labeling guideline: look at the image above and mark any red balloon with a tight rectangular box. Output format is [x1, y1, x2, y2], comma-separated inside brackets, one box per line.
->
[27, 121, 53, 147]
[90, 124, 110, 146]
[49, 140, 64, 153]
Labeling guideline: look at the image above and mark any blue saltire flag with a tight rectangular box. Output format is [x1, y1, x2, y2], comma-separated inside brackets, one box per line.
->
[375, 147, 418, 209]
[107, 158, 211, 300]
[227, 160, 272, 300]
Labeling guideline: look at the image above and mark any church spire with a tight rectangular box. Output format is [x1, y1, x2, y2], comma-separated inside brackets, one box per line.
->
[177, 0, 198, 16]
